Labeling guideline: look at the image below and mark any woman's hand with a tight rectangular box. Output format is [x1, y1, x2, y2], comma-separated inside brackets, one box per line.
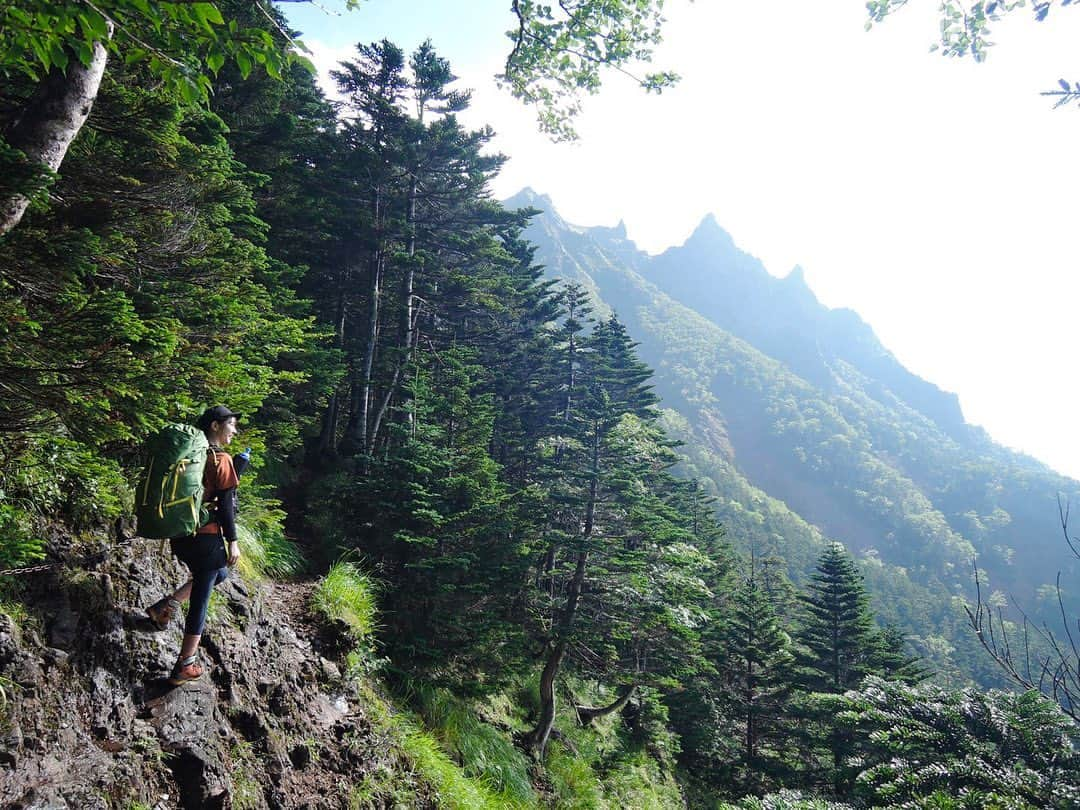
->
[227, 540, 241, 566]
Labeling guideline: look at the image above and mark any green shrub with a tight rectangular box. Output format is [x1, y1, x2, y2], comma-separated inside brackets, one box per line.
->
[0, 434, 131, 569]
[0, 505, 46, 570]
[717, 791, 853, 810]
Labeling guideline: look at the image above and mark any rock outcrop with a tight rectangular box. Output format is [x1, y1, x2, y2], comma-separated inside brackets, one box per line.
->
[0, 534, 425, 809]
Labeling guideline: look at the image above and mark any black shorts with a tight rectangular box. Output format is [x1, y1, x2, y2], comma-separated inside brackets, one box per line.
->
[170, 533, 227, 573]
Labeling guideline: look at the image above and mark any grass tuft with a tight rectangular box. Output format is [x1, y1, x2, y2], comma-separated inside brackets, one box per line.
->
[413, 685, 535, 806]
[311, 560, 379, 643]
[399, 723, 514, 810]
[235, 517, 303, 581]
[547, 741, 606, 809]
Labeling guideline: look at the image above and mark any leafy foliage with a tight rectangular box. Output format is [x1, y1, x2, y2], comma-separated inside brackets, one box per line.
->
[0, 0, 303, 102]
[839, 676, 1080, 809]
[501, 0, 680, 140]
[866, 0, 1080, 107]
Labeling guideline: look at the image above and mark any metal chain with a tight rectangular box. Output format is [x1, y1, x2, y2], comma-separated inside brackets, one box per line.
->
[0, 550, 112, 577]
[0, 561, 58, 577]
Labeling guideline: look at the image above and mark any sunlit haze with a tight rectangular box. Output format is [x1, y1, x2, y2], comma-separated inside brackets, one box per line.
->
[284, 0, 1080, 480]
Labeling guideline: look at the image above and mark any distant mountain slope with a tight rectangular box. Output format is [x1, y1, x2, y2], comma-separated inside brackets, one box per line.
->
[645, 215, 968, 439]
[505, 188, 1080, 685]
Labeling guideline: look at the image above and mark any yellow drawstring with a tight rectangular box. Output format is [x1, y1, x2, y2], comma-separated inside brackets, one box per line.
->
[141, 457, 154, 506]
[170, 459, 188, 501]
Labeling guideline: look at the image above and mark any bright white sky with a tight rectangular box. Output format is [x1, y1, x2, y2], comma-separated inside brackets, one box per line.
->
[283, 1, 1080, 480]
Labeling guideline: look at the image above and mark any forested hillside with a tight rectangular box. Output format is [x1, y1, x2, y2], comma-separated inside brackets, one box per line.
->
[1, 2, 1078, 808]
[509, 188, 1080, 685]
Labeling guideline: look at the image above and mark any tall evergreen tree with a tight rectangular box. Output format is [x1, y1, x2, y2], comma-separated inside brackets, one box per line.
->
[524, 311, 713, 758]
[720, 563, 796, 794]
[795, 543, 879, 694]
[792, 542, 925, 795]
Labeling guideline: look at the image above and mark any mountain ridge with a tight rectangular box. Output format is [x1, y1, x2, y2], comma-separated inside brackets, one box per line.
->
[506, 187, 1080, 685]
[510, 186, 970, 440]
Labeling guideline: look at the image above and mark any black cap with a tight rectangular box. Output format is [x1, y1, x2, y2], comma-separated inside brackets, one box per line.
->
[196, 405, 242, 430]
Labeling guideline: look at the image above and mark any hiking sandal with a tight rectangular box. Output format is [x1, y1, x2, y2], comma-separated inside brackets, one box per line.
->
[168, 655, 204, 685]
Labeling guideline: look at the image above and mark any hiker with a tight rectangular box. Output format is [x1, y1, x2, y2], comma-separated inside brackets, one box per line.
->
[145, 405, 244, 685]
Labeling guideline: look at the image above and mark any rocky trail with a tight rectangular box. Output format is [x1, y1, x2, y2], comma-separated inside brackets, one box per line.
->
[0, 536, 424, 809]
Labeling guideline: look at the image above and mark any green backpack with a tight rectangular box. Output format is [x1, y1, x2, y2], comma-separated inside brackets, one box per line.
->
[135, 423, 210, 539]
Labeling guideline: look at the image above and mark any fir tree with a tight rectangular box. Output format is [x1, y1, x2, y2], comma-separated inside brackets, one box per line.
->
[525, 311, 707, 758]
[795, 543, 879, 694]
[720, 563, 796, 794]
[839, 676, 1080, 808]
[792, 542, 925, 796]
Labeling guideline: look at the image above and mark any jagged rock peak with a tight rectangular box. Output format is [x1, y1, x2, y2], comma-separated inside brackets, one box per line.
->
[502, 187, 575, 234]
[503, 186, 555, 213]
[686, 212, 735, 249]
[781, 265, 817, 298]
[588, 219, 629, 241]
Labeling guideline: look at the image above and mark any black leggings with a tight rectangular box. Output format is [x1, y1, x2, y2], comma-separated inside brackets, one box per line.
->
[170, 533, 229, 636]
[185, 565, 228, 636]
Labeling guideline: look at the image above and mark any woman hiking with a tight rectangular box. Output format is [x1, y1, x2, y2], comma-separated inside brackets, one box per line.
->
[144, 405, 245, 685]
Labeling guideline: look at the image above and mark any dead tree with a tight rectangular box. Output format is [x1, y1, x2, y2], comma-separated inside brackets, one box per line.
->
[964, 495, 1079, 721]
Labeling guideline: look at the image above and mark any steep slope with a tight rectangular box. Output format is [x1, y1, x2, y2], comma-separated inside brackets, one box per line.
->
[0, 533, 437, 809]
[505, 188, 1080, 683]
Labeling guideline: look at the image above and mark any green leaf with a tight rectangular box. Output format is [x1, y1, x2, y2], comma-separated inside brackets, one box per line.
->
[48, 41, 69, 72]
[235, 49, 252, 79]
[178, 79, 199, 103]
[263, 55, 282, 80]
[77, 9, 110, 40]
[207, 52, 225, 74]
[194, 3, 225, 25]
[73, 40, 94, 68]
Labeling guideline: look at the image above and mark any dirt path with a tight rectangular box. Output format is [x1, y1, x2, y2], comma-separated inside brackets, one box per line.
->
[268, 579, 320, 641]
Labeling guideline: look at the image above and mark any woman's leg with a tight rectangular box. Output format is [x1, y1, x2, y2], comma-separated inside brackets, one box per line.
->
[178, 566, 229, 658]
[170, 579, 193, 603]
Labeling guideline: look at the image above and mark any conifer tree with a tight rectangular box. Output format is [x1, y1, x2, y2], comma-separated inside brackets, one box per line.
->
[486, 230, 562, 484]
[871, 624, 929, 684]
[346, 346, 531, 687]
[525, 311, 713, 758]
[795, 543, 879, 694]
[325, 39, 410, 459]
[839, 676, 1080, 808]
[720, 563, 796, 793]
[792, 542, 924, 795]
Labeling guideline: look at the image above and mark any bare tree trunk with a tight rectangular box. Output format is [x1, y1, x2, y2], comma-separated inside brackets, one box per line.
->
[399, 174, 418, 434]
[318, 280, 350, 457]
[575, 684, 636, 726]
[1, 31, 112, 237]
[530, 548, 587, 759]
[355, 205, 384, 457]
